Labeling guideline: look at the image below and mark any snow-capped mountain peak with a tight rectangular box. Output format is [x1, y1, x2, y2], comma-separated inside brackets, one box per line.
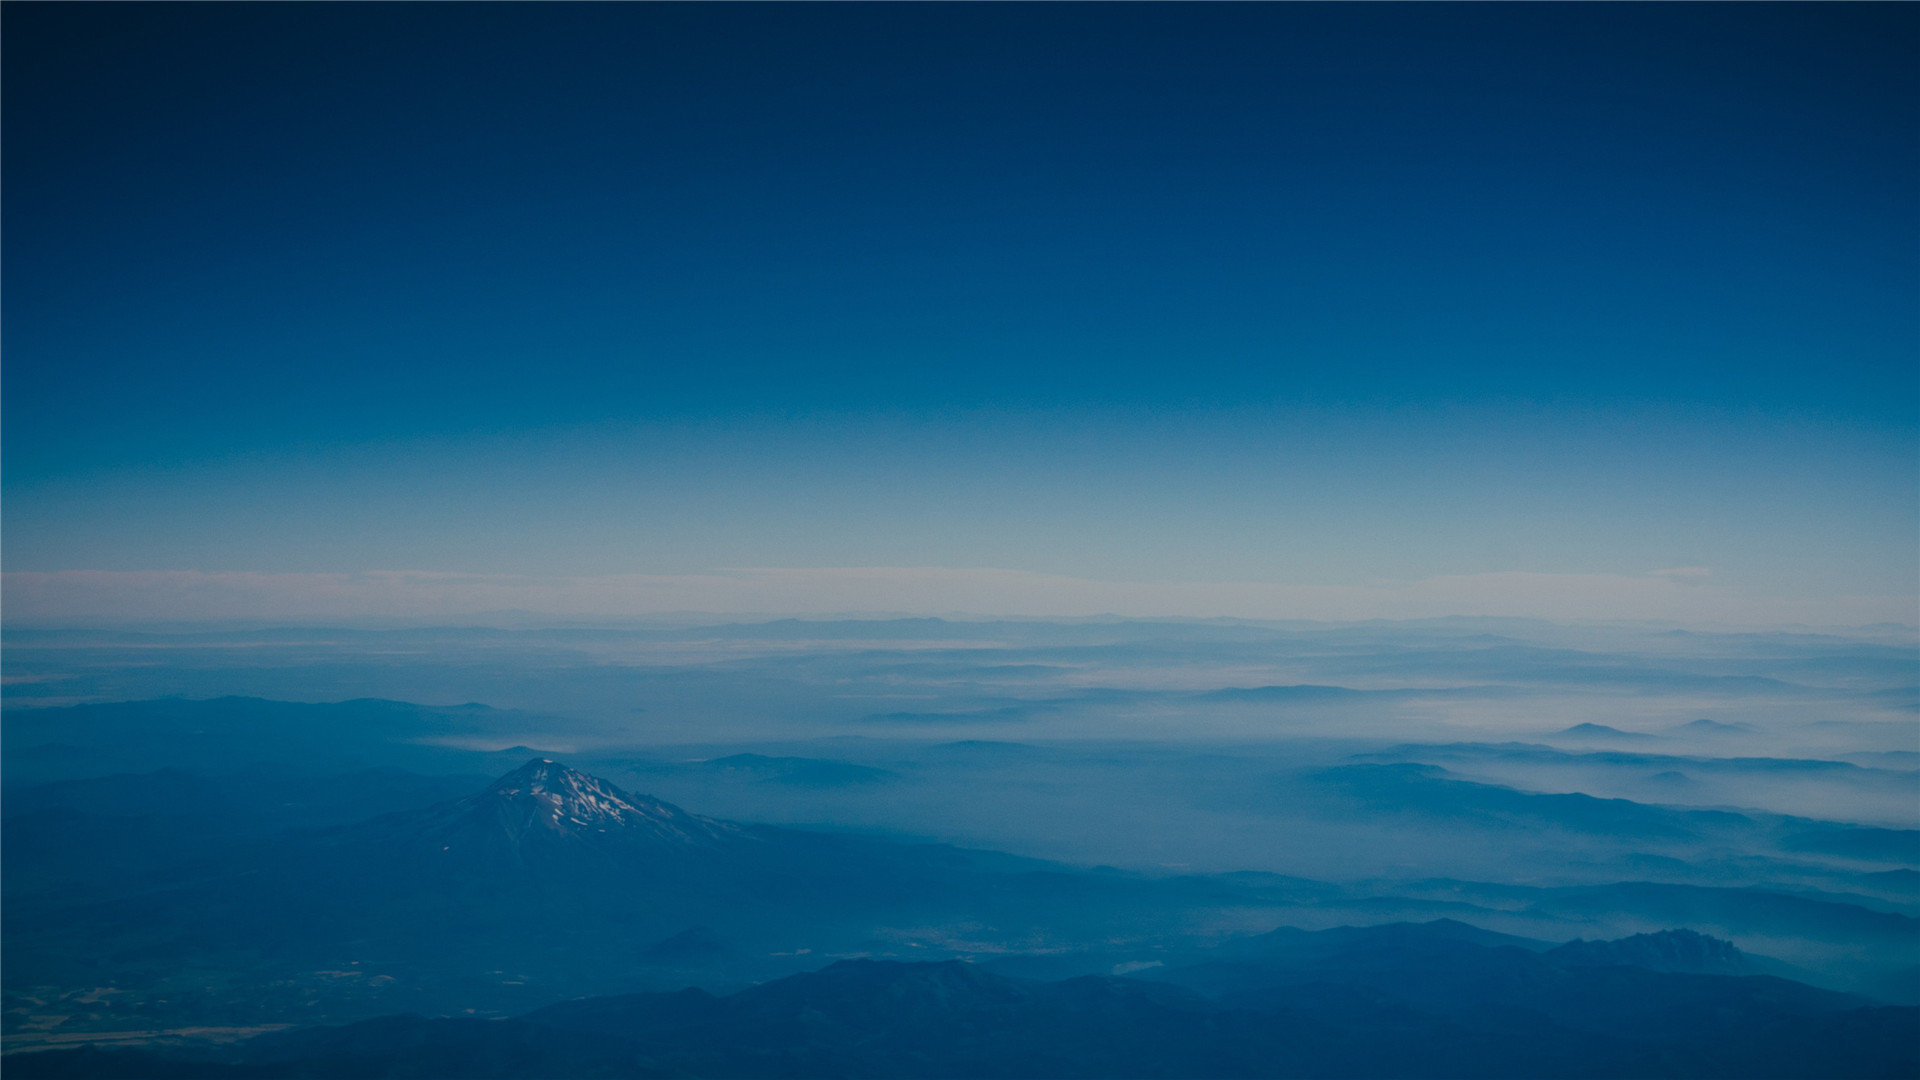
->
[374, 759, 751, 861]
[484, 758, 657, 830]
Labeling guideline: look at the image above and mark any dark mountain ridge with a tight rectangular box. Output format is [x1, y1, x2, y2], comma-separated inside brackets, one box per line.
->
[14, 933, 1915, 1080]
[1546, 928, 1751, 974]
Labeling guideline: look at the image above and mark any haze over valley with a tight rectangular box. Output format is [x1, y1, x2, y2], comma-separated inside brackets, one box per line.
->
[3, 618, 1916, 1075]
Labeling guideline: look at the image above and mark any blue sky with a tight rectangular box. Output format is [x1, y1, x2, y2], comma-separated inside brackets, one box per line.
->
[3, 4, 1914, 624]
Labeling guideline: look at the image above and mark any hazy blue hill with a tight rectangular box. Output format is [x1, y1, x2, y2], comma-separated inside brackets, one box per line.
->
[1367, 741, 1909, 779]
[1139, 921, 1907, 1071]
[1865, 868, 1920, 891]
[928, 738, 1041, 756]
[1303, 759, 1919, 898]
[1226, 918, 1553, 960]
[1560, 723, 1656, 740]
[1340, 742, 1917, 872]
[1674, 718, 1758, 735]
[1779, 824, 1920, 863]
[1310, 762, 1754, 838]
[1849, 750, 1920, 769]
[1545, 928, 1752, 974]
[1383, 876, 1919, 949]
[1532, 881, 1920, 944]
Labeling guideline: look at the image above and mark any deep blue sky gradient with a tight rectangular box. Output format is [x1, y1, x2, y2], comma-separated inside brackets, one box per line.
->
[4, 4, 1915, 611]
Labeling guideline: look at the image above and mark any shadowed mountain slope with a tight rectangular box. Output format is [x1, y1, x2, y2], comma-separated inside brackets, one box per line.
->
[13, 937, 1916, 1079]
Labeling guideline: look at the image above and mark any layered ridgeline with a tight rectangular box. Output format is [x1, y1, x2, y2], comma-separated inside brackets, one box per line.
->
[5, 758, 1916, 1051]
[13, 923, 1915, 1079]
[5, 759, 1237, 1027]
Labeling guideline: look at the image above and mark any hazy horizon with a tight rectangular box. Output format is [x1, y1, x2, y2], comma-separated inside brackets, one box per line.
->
[4, 4, 1915, 632]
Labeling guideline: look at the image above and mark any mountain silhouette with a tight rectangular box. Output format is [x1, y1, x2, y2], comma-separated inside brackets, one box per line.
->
[18, 947, 1915, 1079]
[1547, 927, 1751, 974]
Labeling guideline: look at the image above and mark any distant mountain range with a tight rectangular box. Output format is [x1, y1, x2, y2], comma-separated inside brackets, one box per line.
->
[1318, 754, 1919, 873]
[7, 758, 1915, 1047]
[1547, 927, 1748, 973]
[12, 921, 1914, 1079]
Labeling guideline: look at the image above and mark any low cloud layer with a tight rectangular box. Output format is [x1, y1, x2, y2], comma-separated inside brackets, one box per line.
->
[3, 567, 1909, 629]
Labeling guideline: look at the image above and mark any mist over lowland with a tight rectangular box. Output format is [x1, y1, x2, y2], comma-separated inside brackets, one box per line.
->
[3, 618, 1915, 1076]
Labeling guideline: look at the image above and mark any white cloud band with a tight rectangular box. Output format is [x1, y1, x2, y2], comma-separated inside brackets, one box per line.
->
[2, 567, 1910, 629]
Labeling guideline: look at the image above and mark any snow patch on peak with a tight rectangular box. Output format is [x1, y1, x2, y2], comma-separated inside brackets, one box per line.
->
[464, 758, 746, 846]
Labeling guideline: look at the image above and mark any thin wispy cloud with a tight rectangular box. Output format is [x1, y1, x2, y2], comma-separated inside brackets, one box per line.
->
[4, 567, 1907, 628]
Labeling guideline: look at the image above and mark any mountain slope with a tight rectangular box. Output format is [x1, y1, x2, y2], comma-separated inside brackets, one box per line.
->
[326, 758, 756, 872]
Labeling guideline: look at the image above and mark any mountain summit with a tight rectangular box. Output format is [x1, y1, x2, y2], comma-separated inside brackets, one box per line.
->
[351, 759, 751, 870]
[481, 758, 680, 833]
[461, 758, 745, 845]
